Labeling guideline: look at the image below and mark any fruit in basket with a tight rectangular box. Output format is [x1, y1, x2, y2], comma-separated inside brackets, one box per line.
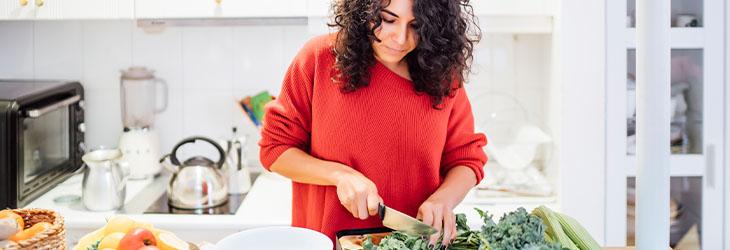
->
[118, 227, 157, 250]
[0, 217, 21, 240]
[0, 210, 24, 230]
[157, 231, 189, 250]
[9, 222, 52, 242]
[139, 246, 161, 250]
[105, 216, 137, 235]
[98, 232, 125, 249]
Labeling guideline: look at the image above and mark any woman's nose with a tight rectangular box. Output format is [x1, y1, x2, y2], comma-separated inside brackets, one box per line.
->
[391, 24, 408, 45]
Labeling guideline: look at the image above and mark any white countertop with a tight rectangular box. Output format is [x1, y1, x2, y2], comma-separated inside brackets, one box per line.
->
[25, 169, 558, 245]
[25, 171, 292, 244]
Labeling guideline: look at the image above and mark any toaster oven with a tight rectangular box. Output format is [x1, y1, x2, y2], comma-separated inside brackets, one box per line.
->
[0, 79, 85, 208]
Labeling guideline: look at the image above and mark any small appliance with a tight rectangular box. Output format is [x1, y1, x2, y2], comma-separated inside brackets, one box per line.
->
[0, 80, 85, 208]
[118, 67, 168, 179]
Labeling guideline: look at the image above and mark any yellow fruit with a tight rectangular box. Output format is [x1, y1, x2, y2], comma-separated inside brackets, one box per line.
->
[104, 216, 136, 235]
[157, 232, 189, 250]
[135, 221, 156, 232]
[101, 249, 115, 250]
[0, 210, 24, 230]
[98, 232, 125, 249]
[73, 228, 104, 250]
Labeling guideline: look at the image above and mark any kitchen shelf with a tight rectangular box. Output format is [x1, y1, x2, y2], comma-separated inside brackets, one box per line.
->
[625, 155, 705, 177]
[462, 189, 558, 205]
[625, 28, 705, 48]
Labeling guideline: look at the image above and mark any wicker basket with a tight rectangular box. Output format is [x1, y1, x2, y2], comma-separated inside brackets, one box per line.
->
[2, 208, 65, 250]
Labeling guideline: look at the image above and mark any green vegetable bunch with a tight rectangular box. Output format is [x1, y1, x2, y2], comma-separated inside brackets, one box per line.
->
[363, 207, 561, 250]
[477, 208, 561, 250]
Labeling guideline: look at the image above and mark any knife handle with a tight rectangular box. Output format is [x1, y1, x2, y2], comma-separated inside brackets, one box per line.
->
[378, 203, 386, 220]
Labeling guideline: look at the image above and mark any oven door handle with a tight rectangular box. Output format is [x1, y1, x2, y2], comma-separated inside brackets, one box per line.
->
[26, 95, 81, 118]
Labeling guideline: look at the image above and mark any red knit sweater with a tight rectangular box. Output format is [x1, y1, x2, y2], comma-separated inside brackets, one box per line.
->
[258, 34, 487, 244]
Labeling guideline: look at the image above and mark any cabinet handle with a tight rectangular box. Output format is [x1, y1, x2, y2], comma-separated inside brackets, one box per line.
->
[35, 0, 43, 7]
[19, 0, 28, 6]
[705, 144, 715, 188]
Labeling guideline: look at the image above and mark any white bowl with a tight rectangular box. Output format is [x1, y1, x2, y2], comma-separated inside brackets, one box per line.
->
[216, 226, 333, 250]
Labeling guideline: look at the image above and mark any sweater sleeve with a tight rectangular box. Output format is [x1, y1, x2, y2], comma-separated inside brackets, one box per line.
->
[258, 41, 317, 171]
[440, 87, 488, 185]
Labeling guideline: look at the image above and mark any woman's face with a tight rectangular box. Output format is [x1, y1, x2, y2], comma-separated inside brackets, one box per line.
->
[372, 0, 419, 65]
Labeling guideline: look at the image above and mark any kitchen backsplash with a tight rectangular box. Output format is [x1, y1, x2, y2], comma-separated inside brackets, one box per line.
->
[0, 20, 551, 171]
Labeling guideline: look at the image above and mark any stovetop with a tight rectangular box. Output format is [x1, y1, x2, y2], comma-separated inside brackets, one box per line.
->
[120, 172, 260, 215]
[144, 192, 246, 215]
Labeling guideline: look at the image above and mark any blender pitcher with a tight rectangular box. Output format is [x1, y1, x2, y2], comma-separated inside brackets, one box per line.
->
[120, 67, 168, 129]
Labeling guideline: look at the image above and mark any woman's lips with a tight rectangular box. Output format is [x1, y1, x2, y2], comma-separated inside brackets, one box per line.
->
[383, 45, 406, 54]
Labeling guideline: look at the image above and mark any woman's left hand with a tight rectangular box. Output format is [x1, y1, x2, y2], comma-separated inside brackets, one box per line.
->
[417, 196, 457, 247]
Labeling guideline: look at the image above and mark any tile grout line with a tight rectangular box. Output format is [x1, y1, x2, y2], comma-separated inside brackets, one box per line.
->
[180, 28, 186, 137]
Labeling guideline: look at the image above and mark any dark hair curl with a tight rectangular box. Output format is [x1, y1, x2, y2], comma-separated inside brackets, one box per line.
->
[329, 0, 481, 108]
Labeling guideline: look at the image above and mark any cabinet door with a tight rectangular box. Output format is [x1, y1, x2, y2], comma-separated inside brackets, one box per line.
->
[606, 0, 725, 248]
[33, 0, 62, 19]
[58, 0, 133, 19]
[472, 0, 553, 16]
[306, 0, 329, 17]
[1, 0, 35, 19]
[135, 0, 305, 19]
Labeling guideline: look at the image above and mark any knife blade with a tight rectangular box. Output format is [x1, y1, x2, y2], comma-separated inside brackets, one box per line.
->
[378, 203, 437, 236]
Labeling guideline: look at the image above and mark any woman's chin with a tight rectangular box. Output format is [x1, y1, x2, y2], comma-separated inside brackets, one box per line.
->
[376, 54, 405, 65]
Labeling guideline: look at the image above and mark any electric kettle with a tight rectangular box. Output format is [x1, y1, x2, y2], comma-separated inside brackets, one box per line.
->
[161, 136, 228, 209]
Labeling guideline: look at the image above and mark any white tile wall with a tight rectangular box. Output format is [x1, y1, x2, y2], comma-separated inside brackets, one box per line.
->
[0, 21, 34, 78]
[0, 20, 553, 170]
[34, 21, 84, 80]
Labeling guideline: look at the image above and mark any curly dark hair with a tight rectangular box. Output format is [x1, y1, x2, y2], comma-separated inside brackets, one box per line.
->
[329, 0, 481, 108]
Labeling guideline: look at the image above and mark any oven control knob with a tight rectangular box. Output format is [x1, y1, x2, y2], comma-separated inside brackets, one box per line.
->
[77, 123, 86, 133]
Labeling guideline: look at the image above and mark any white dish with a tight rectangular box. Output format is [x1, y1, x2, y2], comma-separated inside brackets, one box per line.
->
[215, 226, 332, 250]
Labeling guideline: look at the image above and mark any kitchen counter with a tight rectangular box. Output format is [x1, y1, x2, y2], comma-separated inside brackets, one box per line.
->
[24, 170, 292, 245]
[26, 168, 562, 247]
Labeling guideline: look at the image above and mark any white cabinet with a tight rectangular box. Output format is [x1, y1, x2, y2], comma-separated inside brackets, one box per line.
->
[462, 0, 609, 244]
[1, 0, 133, 20]
[55, 0, 134, 19]
[472, 0, 555, 16]
[135, 0, 306, 19]
[605, 0, 725, 248]
[2, 0, 38, 19]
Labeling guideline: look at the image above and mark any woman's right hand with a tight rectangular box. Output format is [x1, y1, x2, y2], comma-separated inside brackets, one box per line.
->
[334, 170, 382, 220]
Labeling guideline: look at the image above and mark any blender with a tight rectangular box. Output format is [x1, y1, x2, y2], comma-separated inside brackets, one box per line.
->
[119, 67, 168, 179]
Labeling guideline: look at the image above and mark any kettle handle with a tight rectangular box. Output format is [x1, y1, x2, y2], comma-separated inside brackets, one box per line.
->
[170, 136, 226, 169]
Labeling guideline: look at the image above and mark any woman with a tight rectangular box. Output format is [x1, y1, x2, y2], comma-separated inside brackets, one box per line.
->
[259, 0, 486, 247]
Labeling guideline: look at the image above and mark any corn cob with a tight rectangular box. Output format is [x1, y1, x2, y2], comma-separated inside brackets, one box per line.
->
[532, 206, 579, 250]
[553, 212, 601, 250]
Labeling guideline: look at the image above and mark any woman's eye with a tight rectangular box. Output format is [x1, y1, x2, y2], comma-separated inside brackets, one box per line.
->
[410, 23, 420, 29]
[382, 18, 395, 23]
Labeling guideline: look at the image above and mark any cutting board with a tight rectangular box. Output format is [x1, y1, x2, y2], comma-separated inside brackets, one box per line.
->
[604, 247, 673, 250]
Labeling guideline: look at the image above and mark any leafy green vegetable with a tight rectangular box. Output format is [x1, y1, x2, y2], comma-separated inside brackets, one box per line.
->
[86, 239, 100, 250]
[362, 207, 561, 250]
[478, 207, 561, 250]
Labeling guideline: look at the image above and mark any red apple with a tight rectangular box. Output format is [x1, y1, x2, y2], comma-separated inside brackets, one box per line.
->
[118, 227, 157, 250]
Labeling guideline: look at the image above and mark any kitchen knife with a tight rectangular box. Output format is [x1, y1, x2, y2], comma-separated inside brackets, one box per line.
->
[378, 203, 437, 236]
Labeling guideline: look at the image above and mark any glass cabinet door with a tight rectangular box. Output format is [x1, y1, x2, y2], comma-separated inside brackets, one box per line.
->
[626, 49, 703, 155]
[605, 0, 724, 248]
